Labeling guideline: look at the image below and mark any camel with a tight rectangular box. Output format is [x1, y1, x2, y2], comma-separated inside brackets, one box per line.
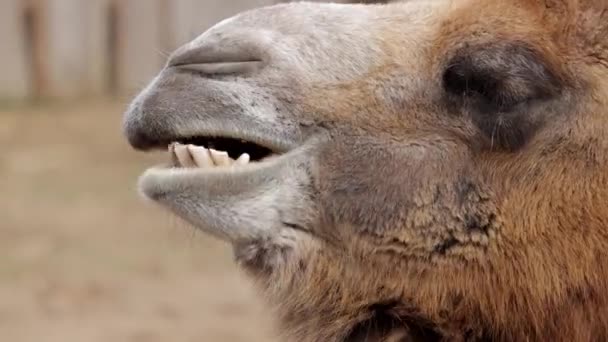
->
[122, 0, 608, 340]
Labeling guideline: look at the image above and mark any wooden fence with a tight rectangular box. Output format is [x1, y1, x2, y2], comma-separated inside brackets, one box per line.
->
[0, 0, 383, 100]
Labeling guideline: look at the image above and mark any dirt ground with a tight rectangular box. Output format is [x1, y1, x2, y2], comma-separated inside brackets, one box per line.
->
[0, 99, 276, 342]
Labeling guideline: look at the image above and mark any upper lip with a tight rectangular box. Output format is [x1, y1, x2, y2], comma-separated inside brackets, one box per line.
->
[123, 104, 298, 153]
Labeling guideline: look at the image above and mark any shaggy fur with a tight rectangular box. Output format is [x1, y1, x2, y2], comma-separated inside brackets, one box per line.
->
[123, 0, 608, 340]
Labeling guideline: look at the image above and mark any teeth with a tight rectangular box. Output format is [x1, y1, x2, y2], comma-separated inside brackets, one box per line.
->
[174, 143, 196, 168]
[235, 153, 250, 166]
[169, 142, 251, 169]
[188, 145, 213, 167]
[209, 149, 232, 167]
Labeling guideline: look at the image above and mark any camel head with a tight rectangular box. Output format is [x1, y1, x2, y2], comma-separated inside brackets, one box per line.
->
[123, 0, 608, 340]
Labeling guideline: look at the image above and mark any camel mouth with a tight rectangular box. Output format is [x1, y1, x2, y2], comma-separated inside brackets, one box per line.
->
[165, 139, 280, 170]
[146, 132, 288, 172]
[137, 131, 301, 203]
[175, 136, 275, 163]
[135, 132, 288, 172]
[136, 134, 311, 243]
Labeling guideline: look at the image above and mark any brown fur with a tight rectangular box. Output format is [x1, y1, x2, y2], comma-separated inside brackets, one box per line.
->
[244, 1, 608, 341]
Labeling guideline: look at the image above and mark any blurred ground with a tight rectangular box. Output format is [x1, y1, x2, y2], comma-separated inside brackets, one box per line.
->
[0, 99, 275, 342]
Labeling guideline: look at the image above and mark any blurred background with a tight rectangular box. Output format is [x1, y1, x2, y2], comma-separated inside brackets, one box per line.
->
[0, 1, 388, 341]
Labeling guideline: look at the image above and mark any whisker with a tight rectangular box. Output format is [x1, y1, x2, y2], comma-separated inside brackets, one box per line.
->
[154, 47, 171, 59]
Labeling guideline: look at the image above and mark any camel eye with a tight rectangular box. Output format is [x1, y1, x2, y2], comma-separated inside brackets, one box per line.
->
[443, 60, 519, 109]
[443, 42, 559, 111]
[442, 41, 562, 150]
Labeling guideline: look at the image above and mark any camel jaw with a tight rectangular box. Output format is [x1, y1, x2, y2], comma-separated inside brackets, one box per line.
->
[138, 142, 316, 244]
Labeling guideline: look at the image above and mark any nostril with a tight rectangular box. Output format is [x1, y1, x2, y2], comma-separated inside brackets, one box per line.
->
[167, 40, 267, 77]
[174, 60, 263, 76]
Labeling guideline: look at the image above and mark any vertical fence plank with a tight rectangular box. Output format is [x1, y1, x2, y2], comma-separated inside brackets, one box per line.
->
[166, 0, 277, 50]
[44, 0, 109, 97]
[166, 0, 197, 48]
[86, 0, 112, 96]
[115, 0, 165, 94]
[0, 0, 29, 100]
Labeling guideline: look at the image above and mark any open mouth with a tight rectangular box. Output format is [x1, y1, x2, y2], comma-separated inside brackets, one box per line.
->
[135, 131, 314, 244]
[168, 137, 278, 169]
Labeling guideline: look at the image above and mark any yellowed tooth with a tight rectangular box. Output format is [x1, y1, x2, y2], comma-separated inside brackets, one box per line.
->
[188, 145, 214, 168]
[175, 144, 196, 167]
[235, 153, 250, 166]
[209, 149, 232, 167]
